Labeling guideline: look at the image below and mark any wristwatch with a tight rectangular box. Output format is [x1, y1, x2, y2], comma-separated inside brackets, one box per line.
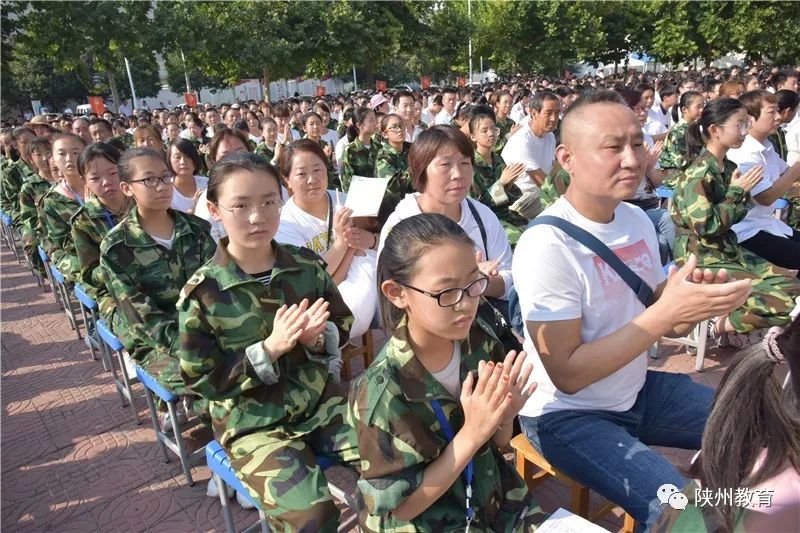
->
[310, 333, 325, 353]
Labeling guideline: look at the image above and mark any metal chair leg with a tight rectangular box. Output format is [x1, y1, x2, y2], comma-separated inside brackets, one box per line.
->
[216, 474, 237, 533]
[143, 386, 170, 463]
[115, 350, 141, 424]
[168, 400, 194, 486]
[695, 319, 709, 372]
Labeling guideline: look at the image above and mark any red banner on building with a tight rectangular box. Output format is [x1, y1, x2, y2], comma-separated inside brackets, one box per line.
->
[88, 96, 106, 115]
[184, 93, 198, 107]
[316, 86, 327, 97]
[375, 80, 388, 92]
[420, 76, 431, 89]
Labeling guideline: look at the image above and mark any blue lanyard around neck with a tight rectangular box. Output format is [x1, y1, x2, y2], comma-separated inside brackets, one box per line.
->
[101, 207, 115, 229]
[430, 398, 475, 530]
[63, 181, 84, 206]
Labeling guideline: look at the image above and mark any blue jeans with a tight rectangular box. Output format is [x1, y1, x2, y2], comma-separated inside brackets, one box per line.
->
[644, 208, 675, 265]
[519, 371, 713, 532]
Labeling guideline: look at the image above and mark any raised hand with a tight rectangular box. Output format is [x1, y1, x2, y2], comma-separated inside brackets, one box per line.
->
[262, 299, 310, 360]
[459, 361, 513, 448]
[731, 165, 763, 192]
[498, 351, 536, 420]
[298, 298, 331, 348]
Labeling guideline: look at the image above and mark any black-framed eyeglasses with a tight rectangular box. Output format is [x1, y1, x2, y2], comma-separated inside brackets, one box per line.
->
[215, 200, 283, 222]
[129, 173, 176, 188]
[400, 276, 489, 307]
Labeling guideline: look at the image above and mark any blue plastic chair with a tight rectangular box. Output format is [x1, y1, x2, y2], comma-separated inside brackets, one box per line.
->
[773, 198, 790, 221]
[97, 319, 141, 424]
[135, 365, 205, 485]
[651, 262, 710, 371]
[205, 440, 357, 533]
[73, 284, 105, 366]
[49, 262, 81, 338]
[1, 212, 21, 262]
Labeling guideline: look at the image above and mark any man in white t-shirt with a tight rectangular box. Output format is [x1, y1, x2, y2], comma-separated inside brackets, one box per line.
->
[393, 90, 423, 143]
[500, 91, 560, 199]
[512, 92, 752, 530]
[729, 90, 800, 270]
[434, 88, 458, 125]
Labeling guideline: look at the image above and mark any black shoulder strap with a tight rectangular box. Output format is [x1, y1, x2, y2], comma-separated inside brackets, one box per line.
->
[529, 215, 655, 307]
[465, 199, 488, 259]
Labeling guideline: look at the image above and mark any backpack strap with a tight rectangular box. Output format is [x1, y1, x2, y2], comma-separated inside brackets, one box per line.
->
[529, 215, 655, 307]
[465, 199, 488, 259]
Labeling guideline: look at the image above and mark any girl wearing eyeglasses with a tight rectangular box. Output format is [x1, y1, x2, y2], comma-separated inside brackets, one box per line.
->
[100, 147, 215, 422]
[350, 213, 543, 532]
[177, 152, 357, 531]
[374, 114, 413, 216]
[672, 97, 800, 347]
[40, 133, 87, 282]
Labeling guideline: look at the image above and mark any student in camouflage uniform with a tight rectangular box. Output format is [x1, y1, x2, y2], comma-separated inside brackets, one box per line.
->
[41, 134, 88, 281]
[658, 91, 705, 188]
[671, 98, 800, 344]
[341, 108, 380, 192]
[178, 153, 357, 531]
[100, 148, 215, 397]
[1, 127, 37, 225]
[374, 114, 414, 219]
[350, 214, 544, 532]
[253, 117, 278, 163]
[71, 143, 134, 344]
[469, 110, 528, 246]
[539, 167, 571, 209]
[493, 90, 516, 154]
[18, 138, 55, 274]
[301, 112, 338, 190]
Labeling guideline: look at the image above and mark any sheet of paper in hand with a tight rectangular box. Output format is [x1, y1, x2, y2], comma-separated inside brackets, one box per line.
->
[344, 176, 390, 217]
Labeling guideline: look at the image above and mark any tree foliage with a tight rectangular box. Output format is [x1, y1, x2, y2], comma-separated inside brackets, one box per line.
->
[3, 0, 799, 114]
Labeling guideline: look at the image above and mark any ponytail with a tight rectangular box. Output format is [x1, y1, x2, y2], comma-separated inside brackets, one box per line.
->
[347, 106, 372, 143]
[686, 97, 746, 161]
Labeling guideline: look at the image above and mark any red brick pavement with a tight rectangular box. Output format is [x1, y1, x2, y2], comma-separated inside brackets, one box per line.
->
[1, 245, 743, 532]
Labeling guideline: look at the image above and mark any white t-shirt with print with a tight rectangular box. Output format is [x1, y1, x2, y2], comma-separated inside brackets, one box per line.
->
[500, 125, 556, 194]
[379, 193, 514, 299]
[275, 191, 377, 338]
[514, 197, 666, 418]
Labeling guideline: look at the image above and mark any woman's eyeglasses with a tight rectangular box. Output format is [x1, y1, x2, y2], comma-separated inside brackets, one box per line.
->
[216, 200, 282, 222]
[399, 276, 489, 307]
[129, 173, 176, 188]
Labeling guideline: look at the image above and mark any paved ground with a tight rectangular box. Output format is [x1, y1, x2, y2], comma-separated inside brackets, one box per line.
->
[0, 244, 744, 532]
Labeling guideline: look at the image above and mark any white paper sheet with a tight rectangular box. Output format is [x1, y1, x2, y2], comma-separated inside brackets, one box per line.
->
[344, 176, 389, 217]
[536, 508, 611, 533]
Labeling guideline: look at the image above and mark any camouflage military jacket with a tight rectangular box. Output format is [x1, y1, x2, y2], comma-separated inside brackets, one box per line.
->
[341, 138, 380, 192]
[472, 151, 527, 228]
[71, 196, 132, 319]
[671, 149, 748, 265]
[1, 160, 36, 222]
[253, 142, 275, 162]
[374, 141, 413, 199]
[111, 133, 134, 149]
[40, 186, 83, 281]
[18, 174, 53, 243]
[177, 239, 353, 447]
[348, 316, 535, 532]
[494, 117, 515, 154]
[540, 168, 571, 209]
[658, 121, 690, 188]
[100, 207, 215, 360]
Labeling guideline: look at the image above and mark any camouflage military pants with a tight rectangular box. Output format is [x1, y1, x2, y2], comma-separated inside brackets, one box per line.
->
[677, 249, 800, 333]
[789, 195, 800, 230]
[228, 382, 359, 533]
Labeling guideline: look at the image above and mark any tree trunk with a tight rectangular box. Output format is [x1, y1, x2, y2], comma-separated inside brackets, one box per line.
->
[107, 71, 120, 113]
[365, 58, 375, 86]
